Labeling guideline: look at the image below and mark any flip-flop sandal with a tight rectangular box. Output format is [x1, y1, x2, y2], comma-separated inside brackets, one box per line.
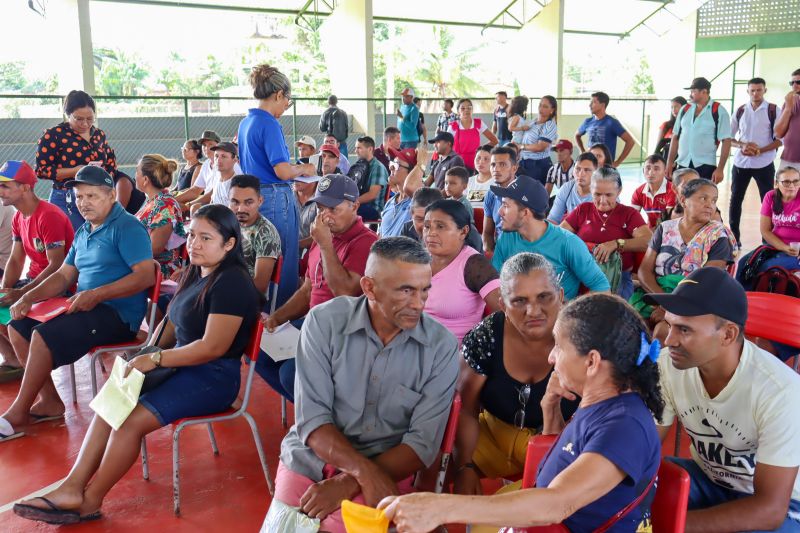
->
[29, 413, 65, 425]
[80, 510, 103, 522]
[0, 417, 24, 443]
[12, 497, 80, 525]
[0, 364, 23, 384]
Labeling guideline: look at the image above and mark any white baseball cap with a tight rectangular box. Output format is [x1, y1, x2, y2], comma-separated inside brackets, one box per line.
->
[295, 135, 316, 149]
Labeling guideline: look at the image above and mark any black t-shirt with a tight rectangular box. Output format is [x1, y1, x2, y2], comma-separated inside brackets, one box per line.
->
[115, 171, 146, 215]
[169, 266, 260, 359]
[462, 311, 580, 429]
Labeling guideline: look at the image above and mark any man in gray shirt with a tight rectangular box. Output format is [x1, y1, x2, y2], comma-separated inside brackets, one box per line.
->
[273, 237, 459, 530]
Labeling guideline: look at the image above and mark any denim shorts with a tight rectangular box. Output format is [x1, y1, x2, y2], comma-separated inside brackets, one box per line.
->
[139, 357, 241, 425]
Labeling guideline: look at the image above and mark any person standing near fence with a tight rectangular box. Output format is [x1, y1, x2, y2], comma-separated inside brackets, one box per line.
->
[319, 95, 350, 159]
[237, 64, 316, 307]
[35, 90, 118, 231]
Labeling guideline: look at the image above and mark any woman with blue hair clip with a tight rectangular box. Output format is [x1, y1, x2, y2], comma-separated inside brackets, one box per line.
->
[380, 293, 665, 533]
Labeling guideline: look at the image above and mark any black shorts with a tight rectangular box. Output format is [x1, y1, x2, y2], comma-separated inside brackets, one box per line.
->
[10, 304, 136, 369]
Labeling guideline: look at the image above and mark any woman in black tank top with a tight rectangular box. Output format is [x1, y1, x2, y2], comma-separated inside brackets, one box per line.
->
[175, 139, 203, 191]
[454, 252, 579, 494]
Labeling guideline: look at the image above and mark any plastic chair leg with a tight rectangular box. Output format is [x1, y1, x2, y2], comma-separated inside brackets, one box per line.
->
[674, 422, 682, 456]
[173, 427, 182, 516]
[281, 397, 287, 428]
[243, 412, 275, 495]
[90, 354, 99, 397]
[69, 364, 77, 404]
[207, 424, 219, 455]
[141, 438, 150, 481]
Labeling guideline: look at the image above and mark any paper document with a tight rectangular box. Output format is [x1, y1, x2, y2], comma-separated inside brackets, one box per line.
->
[260, 322, 301, 362]
[89, 357, 145, 431]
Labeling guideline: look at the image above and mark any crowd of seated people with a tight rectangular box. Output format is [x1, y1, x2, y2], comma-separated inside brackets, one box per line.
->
[1, 61, 799, 533]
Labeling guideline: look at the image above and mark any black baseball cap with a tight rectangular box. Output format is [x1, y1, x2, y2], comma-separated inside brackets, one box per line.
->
[428, 132, 454, 144]
[685, 77, 712, 91]
[64, 165, 114, 189]
[489, 175, 549, 217]
[307, 174, 359, 208]
[210, 141, 238, 157]
[646, 267, 747, 327]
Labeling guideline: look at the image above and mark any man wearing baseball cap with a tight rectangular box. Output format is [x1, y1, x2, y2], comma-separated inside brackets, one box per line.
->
[396, 88, 420, 149]
[489, 175, 609, 299]
[666, 76, 732, 183]
[258, 174, 377, 402]
[381, 148, 424, 237]
[649, 266, 800, 532]
[0, 165, 154, 442]
[545, 139, 575, 196]
[185, 141, 240, 214]
[176, 133, 243, 208]
[295, 135, 317, 161]
[0, 161, 74, 383]
[424, 131, 465, 191]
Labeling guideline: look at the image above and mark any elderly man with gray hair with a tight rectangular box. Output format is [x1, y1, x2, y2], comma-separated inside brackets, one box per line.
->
[270, 236, 459, 533]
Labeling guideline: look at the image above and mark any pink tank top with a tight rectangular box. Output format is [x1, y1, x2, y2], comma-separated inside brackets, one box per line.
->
[424, 245, 500, 344]
[451, 119, 482, 171]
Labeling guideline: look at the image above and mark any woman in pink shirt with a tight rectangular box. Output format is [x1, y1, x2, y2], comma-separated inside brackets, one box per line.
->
[422, 200, 502, 343]
[448, 99, 499, 171]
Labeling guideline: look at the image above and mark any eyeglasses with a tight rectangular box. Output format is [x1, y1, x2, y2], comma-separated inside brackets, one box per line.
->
[513, 384, 532, 429]
[779, 179, 800, 187]
[790, 80, 800, 86]
[389, 161, 410, 171]
[69, 115, 94, 125]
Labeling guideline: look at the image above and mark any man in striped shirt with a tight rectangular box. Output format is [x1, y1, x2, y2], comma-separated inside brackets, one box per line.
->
[545, 140, 576, 195]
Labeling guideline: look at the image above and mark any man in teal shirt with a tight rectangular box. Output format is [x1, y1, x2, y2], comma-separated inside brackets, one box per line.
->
[490, 176, 609, 299]
[396, 87, 420, 149]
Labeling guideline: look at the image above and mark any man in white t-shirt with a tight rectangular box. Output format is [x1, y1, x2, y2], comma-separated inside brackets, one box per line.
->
[648, 267, 800, 532]
[187, 142, 240, 214]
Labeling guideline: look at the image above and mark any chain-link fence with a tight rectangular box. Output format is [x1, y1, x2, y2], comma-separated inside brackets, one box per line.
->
[0, 93, 676, 199]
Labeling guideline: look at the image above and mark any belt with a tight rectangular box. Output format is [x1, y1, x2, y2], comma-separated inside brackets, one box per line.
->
[260, 181, 292, 188]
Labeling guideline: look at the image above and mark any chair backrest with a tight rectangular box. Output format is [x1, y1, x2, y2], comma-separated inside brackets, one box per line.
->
[440, 392, 462, 454]
[149, 260, 163, 302]
[271, 256, 284, 284]
[244, 320, 265, 363]
[521, 434, 558, 489]
[745, 292, 800, 349]
[651, 460, 690, 533]
[474, 207, 484, 234]
[269, 256, 283, 314]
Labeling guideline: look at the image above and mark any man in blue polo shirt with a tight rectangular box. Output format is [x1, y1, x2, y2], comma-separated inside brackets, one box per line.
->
[575, 91, 635, 166]
[396, 88, 420, 149]
[0, 166, 153, 442]
[490, 175, 609, 299]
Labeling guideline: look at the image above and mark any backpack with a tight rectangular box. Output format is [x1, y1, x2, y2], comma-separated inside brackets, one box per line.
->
[347, 158, 372, 195]
[680, 102, 721, 145]
[753, 266, 800, 298]
[325, 108, 349, 142]
[735, 103, 778, 140]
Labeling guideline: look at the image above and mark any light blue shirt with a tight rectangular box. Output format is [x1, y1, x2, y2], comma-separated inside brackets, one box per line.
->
[484, 188, 502, 239]
[66, 202, 153, 330]
[380, 196, 411, 237]
[520, 119, 558, 160]
[398, 104, 420, 143]
[548, 180, 592, 224]
[491, 223, 610, 299]
[673, 100, 732, 168]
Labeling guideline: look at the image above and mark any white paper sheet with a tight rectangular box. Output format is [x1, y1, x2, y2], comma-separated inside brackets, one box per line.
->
[260, 322, 301, 362]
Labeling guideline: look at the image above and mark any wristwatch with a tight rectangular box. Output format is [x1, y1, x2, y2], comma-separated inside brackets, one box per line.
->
[616, 239, 625, 251]
[149, 350, 162, 367]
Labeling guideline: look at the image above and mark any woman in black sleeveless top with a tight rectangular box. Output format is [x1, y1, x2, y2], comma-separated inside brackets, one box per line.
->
[175, 139, 203, 191]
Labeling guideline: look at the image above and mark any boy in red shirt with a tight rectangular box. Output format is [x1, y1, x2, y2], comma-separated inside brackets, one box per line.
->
[0, 161, 74, 382]
[631, 154, 676, 228]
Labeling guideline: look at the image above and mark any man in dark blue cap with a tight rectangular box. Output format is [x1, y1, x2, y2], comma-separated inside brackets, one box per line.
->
[257, 174, 378, 403]
[489, 175, 609, 299]
[650, 266, 800, 532]
[424, 131, 465, 191]
[0, 165, 154, 442]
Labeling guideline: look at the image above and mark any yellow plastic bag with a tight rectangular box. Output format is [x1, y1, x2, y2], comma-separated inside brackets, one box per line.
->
[341, 500, 389, 533]
[89, 357, 145, 430]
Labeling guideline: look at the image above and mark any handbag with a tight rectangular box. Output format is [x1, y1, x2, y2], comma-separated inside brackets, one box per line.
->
[126, 318, 176, 394]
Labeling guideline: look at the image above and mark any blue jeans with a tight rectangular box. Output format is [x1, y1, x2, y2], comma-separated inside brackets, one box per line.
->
[49, 187, 85, 231]
[667, 457, 800, 532]
[254, 316, 303, 402]
[259, 183, 300, 308]
[338, 140, 348, 159]
[400, 141, 418, 149]
[618, 270, 634, 301]
[518, 158, 551, 186]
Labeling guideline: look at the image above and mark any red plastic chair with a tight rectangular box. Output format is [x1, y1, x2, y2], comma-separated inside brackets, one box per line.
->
[435, 392, 461, 493]
[68, 260, 163, 402]
[521, 434, 558, 489]
[141, 321, 274, 515]
[745, 292, 800, 371]
[474, 207, 485, 235]
[651, 460, 690, 533]
[263, 257, 293, 429]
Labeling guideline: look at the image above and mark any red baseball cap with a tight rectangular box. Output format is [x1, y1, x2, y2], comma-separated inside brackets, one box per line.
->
[320, 143, 341, 158]
[552, 140, 573, 152]
[393, 148, 417, 168]
[0, 160, 37, 186]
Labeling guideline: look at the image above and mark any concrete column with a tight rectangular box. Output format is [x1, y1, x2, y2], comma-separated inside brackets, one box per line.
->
[512, 0, 564, 99]
[319, 0, 375, 139]
[41, 0, 94, 94]
[77, 0, 96, 94]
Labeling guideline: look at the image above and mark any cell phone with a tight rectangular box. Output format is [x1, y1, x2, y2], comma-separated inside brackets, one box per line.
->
[88, 161, 103, 167]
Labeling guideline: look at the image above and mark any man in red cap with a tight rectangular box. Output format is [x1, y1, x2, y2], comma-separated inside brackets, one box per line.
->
[545, 140, 575, 197]
[380, 147, 425, 237]
[0, 161, 74, 383]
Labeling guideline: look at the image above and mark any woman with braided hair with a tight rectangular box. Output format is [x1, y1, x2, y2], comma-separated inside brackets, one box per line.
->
[380, 293, 664, 533]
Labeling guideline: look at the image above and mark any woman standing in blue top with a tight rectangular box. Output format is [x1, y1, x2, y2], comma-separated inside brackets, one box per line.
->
[380, 293, 664, 533]
[237, 64, 316, 306]
[515, 95, 559, 186]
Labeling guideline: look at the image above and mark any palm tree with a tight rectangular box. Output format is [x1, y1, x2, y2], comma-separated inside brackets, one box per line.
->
[415, 26, 484, 98]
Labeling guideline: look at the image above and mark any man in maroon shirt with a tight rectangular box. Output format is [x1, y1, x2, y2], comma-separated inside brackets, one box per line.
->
[257, 174, 378, 401]
[374, 126, 402, 172]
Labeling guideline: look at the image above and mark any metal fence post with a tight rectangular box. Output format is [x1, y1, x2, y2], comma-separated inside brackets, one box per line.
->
[183, 98, 190, 142]
[640, 99, 646, 163]
[292, 102, 298, 161]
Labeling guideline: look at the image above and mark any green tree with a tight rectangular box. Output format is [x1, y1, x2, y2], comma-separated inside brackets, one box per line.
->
[414, 26, 483, 98]
[628, 55, 655, 96]
[0, 62, 58, 93]
[94, 47, 149, 96]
